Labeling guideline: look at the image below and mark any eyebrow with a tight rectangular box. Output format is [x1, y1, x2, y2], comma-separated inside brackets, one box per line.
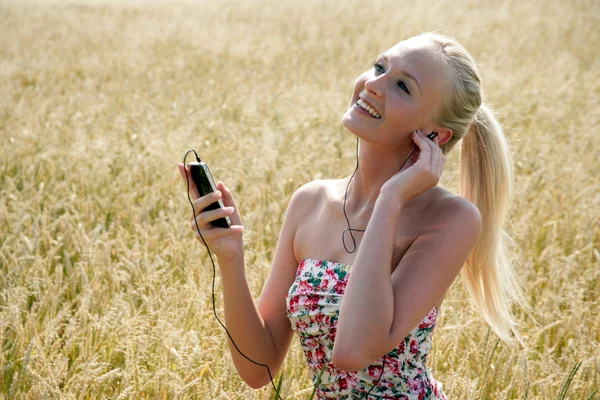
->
[381, 54, 422, 95]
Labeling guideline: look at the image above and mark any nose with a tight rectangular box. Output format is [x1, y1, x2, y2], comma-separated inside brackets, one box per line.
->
[364, 75, 384, 98]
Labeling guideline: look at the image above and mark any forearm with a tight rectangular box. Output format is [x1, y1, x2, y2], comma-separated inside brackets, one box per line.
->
[334, 192, 403, 364]
[217, 255, 277, 386]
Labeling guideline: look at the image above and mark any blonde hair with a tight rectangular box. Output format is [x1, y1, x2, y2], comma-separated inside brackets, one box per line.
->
[420, 32, 529, 345]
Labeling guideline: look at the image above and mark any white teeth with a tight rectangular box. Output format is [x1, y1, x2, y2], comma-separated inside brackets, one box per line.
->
[357, 98, 381, 119]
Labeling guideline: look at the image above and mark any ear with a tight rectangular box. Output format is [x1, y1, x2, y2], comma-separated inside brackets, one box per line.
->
[432, 127, 453, 146]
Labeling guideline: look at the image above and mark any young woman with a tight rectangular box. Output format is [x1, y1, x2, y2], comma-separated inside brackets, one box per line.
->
[178, 33, 525, 399]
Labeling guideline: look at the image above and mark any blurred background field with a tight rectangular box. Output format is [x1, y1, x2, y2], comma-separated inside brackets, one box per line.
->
[0, 0, 598, 398]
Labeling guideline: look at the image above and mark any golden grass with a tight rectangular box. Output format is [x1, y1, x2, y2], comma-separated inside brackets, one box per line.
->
[0, 0, 598, 398]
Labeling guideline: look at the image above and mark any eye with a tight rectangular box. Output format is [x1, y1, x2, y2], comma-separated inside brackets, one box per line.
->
[373, 62, 385, 74]
[397, 80, 411, 95]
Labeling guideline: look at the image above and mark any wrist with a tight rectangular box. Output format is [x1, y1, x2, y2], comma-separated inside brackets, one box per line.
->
[217, 248, 244, 265]
[376, 188, 405, 214]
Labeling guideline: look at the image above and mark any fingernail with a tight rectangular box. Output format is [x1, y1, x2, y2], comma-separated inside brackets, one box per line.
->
[214, 191, 221, 197]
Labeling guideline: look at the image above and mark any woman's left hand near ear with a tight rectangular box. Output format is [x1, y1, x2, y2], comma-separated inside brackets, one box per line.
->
[380, 130, 446, 205]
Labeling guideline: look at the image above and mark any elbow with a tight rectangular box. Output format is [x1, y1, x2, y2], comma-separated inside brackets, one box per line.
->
[246, 374, 271, 390]
[247, 381, 266, 390]
[333, 333, 393, 372]
[239, 367, 275, 390]
[332, 347, 370, 373]
[333, 359, 361, 373]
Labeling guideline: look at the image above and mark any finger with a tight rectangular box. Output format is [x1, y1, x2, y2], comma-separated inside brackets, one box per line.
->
[195, 225, 244, 243]
[431, 137, 445, 175]
[192, 191, 222, 218]
[191, 204, 233, 229]
[427, 133, 445, 176]
[216, 182, 234, 208]
[438, 154, 447, 175]
[216, 181, 243, 226]
[178, 163, 186, 180]
[430, 134, 444, 169]
[422, 131, 436, 153]
[431, 135, 442, 164]
[412, 132, 432, 164]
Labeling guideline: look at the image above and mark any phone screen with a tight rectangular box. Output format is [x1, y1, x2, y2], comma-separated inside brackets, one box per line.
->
[193, 164, 214, 197]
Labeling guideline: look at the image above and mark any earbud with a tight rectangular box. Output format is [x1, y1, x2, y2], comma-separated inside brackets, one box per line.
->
[427, 132, 438, 140]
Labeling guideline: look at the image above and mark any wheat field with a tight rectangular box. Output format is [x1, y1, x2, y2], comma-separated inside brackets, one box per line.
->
[0, 0, 599, 398]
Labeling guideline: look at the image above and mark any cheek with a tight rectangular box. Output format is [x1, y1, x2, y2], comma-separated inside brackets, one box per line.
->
[385, 97, 419, 124]
[379, 99, 417, 135]
[384, 97, 404, 120]
[352, 73, 369, 96]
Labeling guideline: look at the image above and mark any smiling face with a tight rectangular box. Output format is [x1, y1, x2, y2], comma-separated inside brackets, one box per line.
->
[341, 36, 451, 149]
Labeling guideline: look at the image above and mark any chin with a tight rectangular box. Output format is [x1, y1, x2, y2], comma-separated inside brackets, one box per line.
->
[341, 110, 371, 138]
[341, 113, 358, 136]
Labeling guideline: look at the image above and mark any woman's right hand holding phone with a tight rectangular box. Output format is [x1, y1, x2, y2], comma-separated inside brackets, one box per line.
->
[178, 163, 245, 262]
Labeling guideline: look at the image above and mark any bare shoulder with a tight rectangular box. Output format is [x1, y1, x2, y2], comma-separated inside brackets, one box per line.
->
[289, 179, 328, 205]
[428, 187, 482, 235]
[294, 179, 328, 197]
[286, 179, 328, 220]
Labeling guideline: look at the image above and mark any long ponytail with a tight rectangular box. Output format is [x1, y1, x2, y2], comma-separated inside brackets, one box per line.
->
[419, 32, 530, 346]
[460, 104, 526, 345]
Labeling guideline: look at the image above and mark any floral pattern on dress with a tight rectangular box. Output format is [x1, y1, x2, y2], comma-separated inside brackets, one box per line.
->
[286, 259, 448, 400]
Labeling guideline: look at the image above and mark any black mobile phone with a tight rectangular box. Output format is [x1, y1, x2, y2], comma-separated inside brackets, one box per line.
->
[187, 161, 232, 229]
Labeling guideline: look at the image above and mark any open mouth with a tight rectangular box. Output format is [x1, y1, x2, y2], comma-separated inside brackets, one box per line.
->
[355, 97, 382, 119]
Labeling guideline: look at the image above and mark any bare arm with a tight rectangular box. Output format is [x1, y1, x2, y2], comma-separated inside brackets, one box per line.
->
[219, 182, 318, 388]
[333, 193, 481, 371]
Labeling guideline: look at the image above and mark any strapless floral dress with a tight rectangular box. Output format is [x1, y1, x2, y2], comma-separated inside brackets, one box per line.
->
[285, 258, 448, 399]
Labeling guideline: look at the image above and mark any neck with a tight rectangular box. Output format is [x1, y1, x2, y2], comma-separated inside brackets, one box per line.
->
[344, 138, 416, 218]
